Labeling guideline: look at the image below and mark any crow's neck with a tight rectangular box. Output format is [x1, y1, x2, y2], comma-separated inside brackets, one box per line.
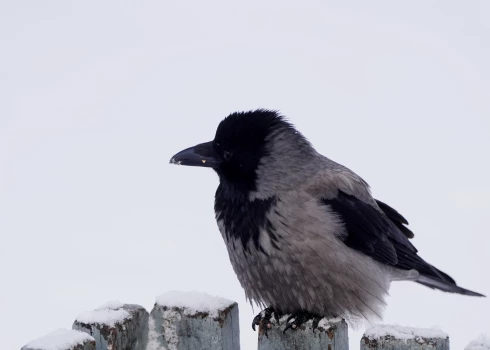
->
[214, 179, 277, 254]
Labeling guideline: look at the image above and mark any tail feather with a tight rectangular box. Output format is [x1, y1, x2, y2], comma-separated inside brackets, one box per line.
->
[416, 274, 485, 297]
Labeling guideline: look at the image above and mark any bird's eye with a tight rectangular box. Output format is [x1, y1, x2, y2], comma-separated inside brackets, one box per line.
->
[223, 151, 233, 161]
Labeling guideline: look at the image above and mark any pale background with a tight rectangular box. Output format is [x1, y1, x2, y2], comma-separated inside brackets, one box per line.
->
[1, 1, 489, 349]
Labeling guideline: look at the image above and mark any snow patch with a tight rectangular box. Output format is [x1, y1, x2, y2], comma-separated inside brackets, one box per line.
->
[96, 300, 125, 310]
[75, 300, 130, 326]
[156, 291, 234, 317]
[365, 324, 448, 340]
[23, 329, 94, 350]
[466, 334, 490, 350]
[76, 308, 130, 326]
[318, 317, 343, 329]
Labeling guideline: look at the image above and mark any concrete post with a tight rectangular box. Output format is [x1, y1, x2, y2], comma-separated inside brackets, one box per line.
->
[464, 335, 490, 350]
[361, 324, 449, 350]
[73, 302, 149, 350]
[257, 316, 349, 350]
[148, 291, 240, 350]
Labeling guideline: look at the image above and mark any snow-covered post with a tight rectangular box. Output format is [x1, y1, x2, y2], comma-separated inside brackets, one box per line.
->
[73, 301, 149, 350]
[465, 335, 490, 350]
[361, 324, 450, 350]
[21, 329, 96, 350]
[257, 316, 348, 350]
[148, 291, 240, 350]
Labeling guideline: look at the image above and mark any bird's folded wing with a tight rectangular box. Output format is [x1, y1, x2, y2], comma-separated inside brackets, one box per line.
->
[317, 167, 451, 282]
[322, 189, 419, 269]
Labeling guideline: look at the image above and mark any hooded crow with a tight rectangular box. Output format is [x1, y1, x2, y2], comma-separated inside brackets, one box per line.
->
[170, 109, 484, 333]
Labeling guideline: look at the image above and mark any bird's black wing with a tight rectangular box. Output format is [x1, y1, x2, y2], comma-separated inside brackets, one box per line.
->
[322, 190, 449, 279]
[322, 190, 484, 296]
[375, 199, 414, 239]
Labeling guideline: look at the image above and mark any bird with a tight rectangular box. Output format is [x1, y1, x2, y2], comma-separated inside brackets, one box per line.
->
[170, 109, 484, 334]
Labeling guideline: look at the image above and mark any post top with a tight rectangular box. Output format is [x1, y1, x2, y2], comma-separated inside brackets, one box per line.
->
[364, 324, 448, 341]
[74, 301, 132, 326]
[22, 329, 94, 350]
[155, 290, 236, 317]
[465, 334, 490, 350]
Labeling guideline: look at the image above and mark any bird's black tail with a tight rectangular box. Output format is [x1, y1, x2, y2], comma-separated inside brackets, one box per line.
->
[415, 266, 485, 297]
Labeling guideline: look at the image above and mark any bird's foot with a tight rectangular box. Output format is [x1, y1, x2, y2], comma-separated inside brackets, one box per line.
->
[252, 307, 280, 337]
[283, 310, 322, 334]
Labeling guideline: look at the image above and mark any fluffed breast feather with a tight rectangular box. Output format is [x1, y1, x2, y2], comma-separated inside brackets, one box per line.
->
[218, 185, 395, 323]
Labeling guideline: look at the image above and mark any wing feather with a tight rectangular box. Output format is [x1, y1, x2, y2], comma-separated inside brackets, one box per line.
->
[322, 190, 449, 282]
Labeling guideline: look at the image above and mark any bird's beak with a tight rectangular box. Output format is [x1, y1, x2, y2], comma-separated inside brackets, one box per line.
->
[170, 141, 222, 168]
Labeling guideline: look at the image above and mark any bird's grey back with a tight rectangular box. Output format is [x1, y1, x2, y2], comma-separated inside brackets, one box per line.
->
[250, 127, 376, 208]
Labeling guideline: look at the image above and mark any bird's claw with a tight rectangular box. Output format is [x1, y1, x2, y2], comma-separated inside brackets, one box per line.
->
[282, 311, 319, 334]
[251, 314, 262, 332]
[252, 307, 276, 337]
[312, 317, 321, 332]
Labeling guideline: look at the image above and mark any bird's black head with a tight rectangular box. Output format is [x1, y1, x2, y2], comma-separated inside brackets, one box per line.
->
[170, 109, 294, 191]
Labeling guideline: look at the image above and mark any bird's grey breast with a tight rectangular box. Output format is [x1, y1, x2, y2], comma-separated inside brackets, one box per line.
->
[214, 182, 286, 306]
[216, 185, 392, 320]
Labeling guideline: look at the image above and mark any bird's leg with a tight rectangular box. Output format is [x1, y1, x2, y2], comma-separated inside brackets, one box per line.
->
[252, 307, 279, 337]
[283, 310, 321, 334]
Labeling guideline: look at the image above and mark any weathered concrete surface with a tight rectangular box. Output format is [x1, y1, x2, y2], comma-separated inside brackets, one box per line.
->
[73, 304, 149, 350]
[257, 316, 348, 350]
[21, 329, 96, 350]
[148, 300, 240, 350]
[361, 324, 449, 350]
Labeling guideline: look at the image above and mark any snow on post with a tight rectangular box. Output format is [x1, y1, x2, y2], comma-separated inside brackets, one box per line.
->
[361, 324, 450, 350]
[148, 290, 240, 350]
[465, 334, 490, 350]
[257, 316, 348, 350]
[72, 301, 149, 350]
[21, 329, 96, 350]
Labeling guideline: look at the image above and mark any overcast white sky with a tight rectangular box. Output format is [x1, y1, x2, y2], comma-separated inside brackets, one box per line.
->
[1, 1, 489, 349]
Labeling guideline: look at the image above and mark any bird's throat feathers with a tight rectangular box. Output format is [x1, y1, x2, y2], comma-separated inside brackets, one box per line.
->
[214, 181, 279, 253]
